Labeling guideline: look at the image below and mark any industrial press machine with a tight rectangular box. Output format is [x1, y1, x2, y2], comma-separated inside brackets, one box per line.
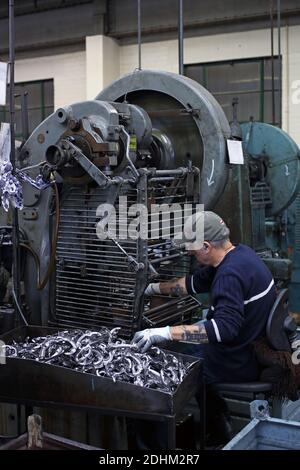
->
[1, 69, 299, 331]
[2, 70, 232, 334]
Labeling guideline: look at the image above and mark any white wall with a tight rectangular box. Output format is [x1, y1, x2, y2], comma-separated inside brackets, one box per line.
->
[120, 29, 275, 74]
[86, 35, 120, 99]
[120, 40, 178, 75]
[15, 51, 86, 109]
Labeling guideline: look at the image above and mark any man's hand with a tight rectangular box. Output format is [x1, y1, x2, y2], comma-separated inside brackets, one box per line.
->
[132, 326, 172, 352]
[144, 283, 161, 296]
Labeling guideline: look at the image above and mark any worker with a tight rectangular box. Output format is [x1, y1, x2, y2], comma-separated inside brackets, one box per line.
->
[133, 211, 276, 446]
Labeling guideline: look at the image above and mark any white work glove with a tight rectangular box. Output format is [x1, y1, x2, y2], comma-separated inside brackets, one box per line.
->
[132, 326, 172, 353]
[144, 282, 161, 296]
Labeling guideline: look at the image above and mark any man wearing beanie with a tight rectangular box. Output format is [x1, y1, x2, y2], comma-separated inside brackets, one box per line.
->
[133, 211, 276, 446]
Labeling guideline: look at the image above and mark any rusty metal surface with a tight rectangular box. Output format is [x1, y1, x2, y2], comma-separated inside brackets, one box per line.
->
[0, 326, 202, 417]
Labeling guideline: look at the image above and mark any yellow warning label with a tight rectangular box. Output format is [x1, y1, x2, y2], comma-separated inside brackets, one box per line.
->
[129, 135, 137, 151]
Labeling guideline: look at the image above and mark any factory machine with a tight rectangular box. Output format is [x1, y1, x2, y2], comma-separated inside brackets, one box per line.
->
[0, 70, 300, 444]
[2, 70, 232, 335]
[1, 69, 299, 330]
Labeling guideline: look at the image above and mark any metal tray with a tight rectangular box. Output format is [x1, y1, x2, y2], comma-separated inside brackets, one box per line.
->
[0, 326, 202, 417]
[223, 417, 300, 450]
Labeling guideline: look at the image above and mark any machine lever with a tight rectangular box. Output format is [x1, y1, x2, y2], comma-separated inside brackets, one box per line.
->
[61, 139, 111, 189]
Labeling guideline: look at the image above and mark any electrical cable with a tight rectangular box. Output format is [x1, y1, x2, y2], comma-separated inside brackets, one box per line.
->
[20, 181, 60, 291]
[11, 264, 28, 326]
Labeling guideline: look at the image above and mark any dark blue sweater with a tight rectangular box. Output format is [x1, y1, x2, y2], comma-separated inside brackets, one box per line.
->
[185, 244, 276, 384]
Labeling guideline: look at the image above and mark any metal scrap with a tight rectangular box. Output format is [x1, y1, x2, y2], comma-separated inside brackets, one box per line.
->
[4, 327, 191, 393]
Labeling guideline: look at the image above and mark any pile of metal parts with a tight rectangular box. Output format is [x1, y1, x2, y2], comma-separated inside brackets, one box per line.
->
[4, 327, 190, 393]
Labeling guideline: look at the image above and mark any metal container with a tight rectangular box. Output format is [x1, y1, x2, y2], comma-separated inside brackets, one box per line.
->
[0, 326, 202, 417]
[224, 418, 300, 450]
[223, 401, 300, 450]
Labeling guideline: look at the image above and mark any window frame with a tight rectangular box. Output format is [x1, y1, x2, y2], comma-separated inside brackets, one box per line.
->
[184, 56, 280, 125]
[0, 78, 54, 139]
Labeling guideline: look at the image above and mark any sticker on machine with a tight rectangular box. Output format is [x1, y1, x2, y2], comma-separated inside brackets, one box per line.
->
[0, 123, 11, 163]
[227, 139, 244, 165]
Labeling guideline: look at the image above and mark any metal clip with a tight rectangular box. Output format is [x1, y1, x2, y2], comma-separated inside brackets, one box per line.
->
[250, 400, 270, 420]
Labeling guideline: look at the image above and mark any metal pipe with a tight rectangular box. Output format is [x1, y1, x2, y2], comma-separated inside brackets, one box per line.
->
[58, 290, 134, 303]
[56, 296, 133, 308]
[56, 302, 132, 316]
[57, 288, 135, 302]
[149, 177, 179, 183]
[147, 303, 197, 321]
[57, 253, 132, 270]
[56, 249, 137, 259]
[178, 0, 184, 75]
[150, 252, 187, 264]
[9, 1, 16, 170]
[56, 295, 134, 308]
[56, 275, 134, 283]
[154, 195, 185, 199]
[57, 281, 135, 292]
[56, 310, 133, 324]
[149, 247, 179, 254]
[137, 0, 142, 70]
[58, 265, 135, 275]
[277, 0, 282, 128]
[145, 296, 191, 314]
[147, 298, 197, 315]
[149, 168, 188, 176]
[60, 314, 131, 324]
[58, 244, 136, 256]
[57, 295, 133, 308]
[148, 241, 178, 248]
[57, 272, 135, 281]
[270, 0, 276, 124]
[9, 0, 22, 321]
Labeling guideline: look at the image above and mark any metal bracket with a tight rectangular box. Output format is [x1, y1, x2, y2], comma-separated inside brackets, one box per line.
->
[111, 238, 145, 272]
[119, 127, 139, 181]
[21, 208, 38, 221]
[250, 400, 270, 420]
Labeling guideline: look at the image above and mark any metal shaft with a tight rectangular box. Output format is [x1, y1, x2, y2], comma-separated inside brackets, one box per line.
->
[178, 0, 184, 75]
[137, 0, 142, 70]
[9, 0, 21, 317]
[270, 0, 276, 125]
[277, 0, 282, 128]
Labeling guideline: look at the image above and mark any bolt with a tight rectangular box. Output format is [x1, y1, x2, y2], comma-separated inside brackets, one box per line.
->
[69, 119, 80, 131]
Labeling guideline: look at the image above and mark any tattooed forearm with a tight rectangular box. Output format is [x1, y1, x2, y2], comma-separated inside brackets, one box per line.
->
[159, 277, 187, 296]
[181, 325, 208, 344]
[170, 283, 185, 296]
[170, 325, 209, 344]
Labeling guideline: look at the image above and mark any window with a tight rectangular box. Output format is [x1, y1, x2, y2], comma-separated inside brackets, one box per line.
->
[185, 58, 280, 125]
[0, 79, 54, 139]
